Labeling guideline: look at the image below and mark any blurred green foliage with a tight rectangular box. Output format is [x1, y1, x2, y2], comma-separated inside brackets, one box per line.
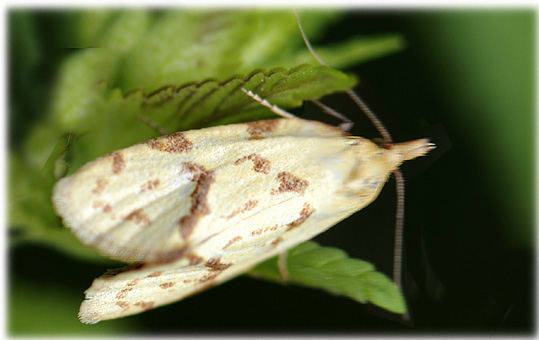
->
[413, 12, 534, 247]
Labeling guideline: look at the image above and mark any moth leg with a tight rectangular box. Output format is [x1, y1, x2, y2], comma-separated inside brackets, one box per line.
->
[310, 100, 354, 131]
[277, 251, 289, 282]
[240, 88, 297, 119]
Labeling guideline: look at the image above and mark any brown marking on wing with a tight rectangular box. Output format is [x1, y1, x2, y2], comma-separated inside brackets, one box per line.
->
[286, 203, 316, 231]
[126, 279, 140, 287]
[140, 179, 160, 192]
[223, 236, 243, 249]
[186, 253, 204, 266]
[182, 269, 222, 294]
[91, 178, 109, 194]
[115, 288, 133, 299]
[271, 172, 309, 195]
[134, 301, 155, 311]
[146, 132, 193, 153]
[159, 282, 175, 289]
[246, 119, 279, 139]
[115, 301, 130, 311]
[92, 200, 112, 213]
[199, 271, 221, 283]
[178, 163, 215, 239]
[146, 271, 163, 278]
[224, 199, 259, 220]
[234, 154, 271, 174]
[178, 162, 206, 182]
[271, 236, 284, 246]
[92, 200, 104, 209]
[205, 258, 232, 271]
[124, 208, 151, 225]
[111, 152, 125, 174]
[250, 224, 279, 236]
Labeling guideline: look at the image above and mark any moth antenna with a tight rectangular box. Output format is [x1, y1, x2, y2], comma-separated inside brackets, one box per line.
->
[393, 169, 409, 321]
[293, 11, 328, 67]
[294, 11, 355, 130]
[294, 11, 393, 143]
[295, 10, 408, 319]
[240, 88, 297, 119]
[344, 89, 394, 144]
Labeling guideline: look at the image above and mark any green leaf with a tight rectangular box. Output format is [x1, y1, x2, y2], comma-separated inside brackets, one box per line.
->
[295, 34, 406, 69]
[50, 10, 402, 130]
[249, 241, 407, 314]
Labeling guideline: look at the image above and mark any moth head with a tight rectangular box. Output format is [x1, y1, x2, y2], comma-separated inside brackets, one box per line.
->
[384, 138, 436, 169]
[345, 138, 434, 201]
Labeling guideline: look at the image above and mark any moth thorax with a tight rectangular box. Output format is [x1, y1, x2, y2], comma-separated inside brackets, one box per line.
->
[345, 151, 395, 203]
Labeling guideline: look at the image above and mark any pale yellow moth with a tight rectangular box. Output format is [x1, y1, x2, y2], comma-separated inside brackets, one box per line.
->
[53, 117, 433, 324]
[52, 16, 435, 324]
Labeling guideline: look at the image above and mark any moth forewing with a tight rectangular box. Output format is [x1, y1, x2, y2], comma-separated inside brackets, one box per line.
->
[53, 119, 351, 263]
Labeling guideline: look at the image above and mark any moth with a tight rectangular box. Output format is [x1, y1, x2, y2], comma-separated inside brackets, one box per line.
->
[52, 15, 435, 324]
[53, 111, 433, 323]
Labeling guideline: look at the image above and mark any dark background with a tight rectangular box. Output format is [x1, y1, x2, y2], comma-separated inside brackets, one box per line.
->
[9, 9, 535, 335]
